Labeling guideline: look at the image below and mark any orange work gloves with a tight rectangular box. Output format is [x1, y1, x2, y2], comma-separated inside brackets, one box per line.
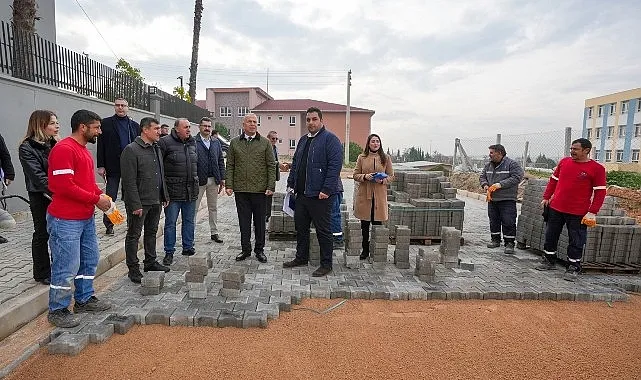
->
[485, 183, 501, 202]
[581, 212, 597, 227]
[104, 196, 125, 225]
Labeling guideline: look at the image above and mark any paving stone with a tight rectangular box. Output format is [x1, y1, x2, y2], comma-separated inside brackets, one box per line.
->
[349, 286, 371, 300]
[145, 308, 175, 325]
[48, 333, 90, 356]
[269, 295, 292, 312]
[194, 309, 222, 327]
[220, 288, 241, 297]
[256, 302, 280, 320]
[330, 287, 350, 299]
[125, 307, 150, 325]
[141, 272, 165, 288]
[232, 302, 258, 312]
[170, 308, 197, 326]
[103, 314, 135, 334]
[217, 310, 244, 328]
[80, 323, 114, 344]
[242, 311, 268, 328]
[185, 272, 205, 283]
[140, 287, 161, 296]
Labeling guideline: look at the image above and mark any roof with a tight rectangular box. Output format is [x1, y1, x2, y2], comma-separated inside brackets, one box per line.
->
[251, 99, 374, 114]
[195, 100, 206, 109]
[208, 87, 273, 100]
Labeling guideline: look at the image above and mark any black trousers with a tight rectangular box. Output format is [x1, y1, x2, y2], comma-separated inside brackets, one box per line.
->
[103, 175, 120, 228]
[543, 207, 587, 265]
[235, 192, 267, 254]
[360, 197, 381, 252]
[28, 192, 51, 280]
[487, 200, 517, 243]
[294, 194, 334, 268]
[124, 204, 162, 269]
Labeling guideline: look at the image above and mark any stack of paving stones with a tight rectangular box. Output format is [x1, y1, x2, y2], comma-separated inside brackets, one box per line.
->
[343, 219, 363, 268]
[309, 228, 320, 266]
[186, 253, 209, 299]
[220, 267, 245, 297]
[439, 227, 461, 269]
[369, 225, 390, 269]
[140, 271, 164, 295]
[393, 225, 411, 269]
[517, 179, 641, 264]
[47, 314, 133, 355]
[387, 170, 465, 239]
[268, 192, 296, 235]
[414, 247, 440, 282]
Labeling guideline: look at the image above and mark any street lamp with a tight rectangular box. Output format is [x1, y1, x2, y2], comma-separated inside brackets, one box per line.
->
[176, 76, 184, 99]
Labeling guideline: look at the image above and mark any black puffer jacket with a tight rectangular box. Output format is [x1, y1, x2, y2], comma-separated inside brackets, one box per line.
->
[18, 137, 56, 194]
[158, 129, 198, 201]
[0, 133, 15, 181]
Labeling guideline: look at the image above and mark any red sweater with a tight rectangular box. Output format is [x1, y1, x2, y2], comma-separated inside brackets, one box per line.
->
[48, 137, 102, 220]
[543, 157, 606, 216]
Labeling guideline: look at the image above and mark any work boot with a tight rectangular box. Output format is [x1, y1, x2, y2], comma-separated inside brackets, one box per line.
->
[504, 242, 515, 254]
[535, 255, 556, 271]
[360, 240, 370, 260]
[283, 258, 308, 268]
[162, 253, 174, 266]
[128, 267, 143, 284]
[311, 266, 332, 277]
[144, 261, 170, 272]
[74, 296, 111, 313]
[563, 265, 581, 282]
[181, 248, 195, 256]
[47, 309, 80, 328]
[0, 235, 7, 244]
[487, 240, 501, 248]
[333, 239, 344, 249]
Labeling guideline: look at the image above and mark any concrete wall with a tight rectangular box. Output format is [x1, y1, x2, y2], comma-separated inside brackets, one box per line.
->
[0, 73, 183, 211]
[0, 0, 56, 43]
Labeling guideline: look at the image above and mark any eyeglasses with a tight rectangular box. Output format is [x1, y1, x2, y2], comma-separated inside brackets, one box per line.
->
[115, 104, 128, 107]
[270, 137, 278, 140]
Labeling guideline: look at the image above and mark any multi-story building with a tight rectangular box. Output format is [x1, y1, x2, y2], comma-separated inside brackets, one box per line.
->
[202, 87, 273, 135]
[251, 99, 375, 156]
[583, 88, 641, 172]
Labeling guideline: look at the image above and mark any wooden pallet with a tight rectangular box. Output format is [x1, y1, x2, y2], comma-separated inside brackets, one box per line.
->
[390, 236, 465, 246]
[581, 262, 641, 274]
[267, 231, 297, 241]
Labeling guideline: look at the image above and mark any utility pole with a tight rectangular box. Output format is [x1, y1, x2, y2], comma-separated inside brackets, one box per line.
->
[344, 69, 352, 165]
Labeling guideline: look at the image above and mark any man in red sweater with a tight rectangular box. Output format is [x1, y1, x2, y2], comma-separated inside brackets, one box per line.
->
[47, 110, 112, 328]
[536, 138, 606, 281]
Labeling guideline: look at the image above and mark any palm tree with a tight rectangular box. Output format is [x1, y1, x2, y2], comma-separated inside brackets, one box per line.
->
[188, 0, 203, 104]
[11, 0, 38, 81]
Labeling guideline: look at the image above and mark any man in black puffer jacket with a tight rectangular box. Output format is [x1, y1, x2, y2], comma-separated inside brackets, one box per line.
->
[158, 118, 198, 265]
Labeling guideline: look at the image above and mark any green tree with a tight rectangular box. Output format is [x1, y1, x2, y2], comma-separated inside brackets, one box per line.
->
[535, 153, 556, 169]
[349, 141, 363, 162]
[116, 58, 144, 81]
[173, 86, 192, 103]
[214, 122, 230, 139]
[105, 58, 146, 106]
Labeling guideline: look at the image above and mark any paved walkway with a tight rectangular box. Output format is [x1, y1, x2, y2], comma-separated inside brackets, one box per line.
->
[1, 177, 641, 355]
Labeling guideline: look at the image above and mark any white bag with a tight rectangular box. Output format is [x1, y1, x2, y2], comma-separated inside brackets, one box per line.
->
[282, 191, 295, 217]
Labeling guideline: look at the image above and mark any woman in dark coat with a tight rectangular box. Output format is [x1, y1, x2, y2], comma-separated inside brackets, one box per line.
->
[18, 110, 60, 285]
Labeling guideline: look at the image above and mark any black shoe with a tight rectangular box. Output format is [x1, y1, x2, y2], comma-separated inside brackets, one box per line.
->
[283, 258, 308, 268]
[0, 235, 7, 244]
[162, 253, 174, 266]
[535, 256, 556, 271]
[48, 309, 80, 328]
[563, 265, 581, 282]
[35, 277, 51, 285]
[181, 248, 195, 256]
[359, 250, 369, 260]
[312, 266, 332, 277]
[128, 268, 143, 284]
[255, 251, 267, 263]
[235, 251, 251, 261]
[487, 241, 501, 248]
[333, 240, 344, 249]
[504, 242, 515, 254]
[144, 261, 170, 272]
[74, 296, 111, 313]
[211, 234, 223, 243]
[105, 226, 114, 235]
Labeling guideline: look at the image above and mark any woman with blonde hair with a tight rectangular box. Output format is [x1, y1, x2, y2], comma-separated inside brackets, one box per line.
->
[352, 133, 394, 260]
[18, 110, 60, 285]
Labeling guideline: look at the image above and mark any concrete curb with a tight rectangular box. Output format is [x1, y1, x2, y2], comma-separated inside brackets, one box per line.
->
[456, 189, 485, 201]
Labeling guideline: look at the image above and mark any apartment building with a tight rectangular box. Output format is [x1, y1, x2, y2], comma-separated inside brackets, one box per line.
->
[251, 99, 375, 156]
[583, 88, 641, 172]
[202, 87, 273, 135]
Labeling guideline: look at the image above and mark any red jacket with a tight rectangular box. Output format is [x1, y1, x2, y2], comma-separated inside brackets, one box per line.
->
[48, 137, 102, 220]
[543, 157, 606, 216]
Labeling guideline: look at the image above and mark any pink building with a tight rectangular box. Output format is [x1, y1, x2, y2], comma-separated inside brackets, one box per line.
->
[201, 87, 273, 135]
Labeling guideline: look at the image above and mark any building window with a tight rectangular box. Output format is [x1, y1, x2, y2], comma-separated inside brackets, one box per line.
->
[632, 149, 640, 163]
[278, 139, 282, 144]
[257, 115, 261, 126]
[267, 116, 272, 120]
[607, 126, 614, 138]
[635, 124, 641, 137]
[598, 105, 604, 117]
[605, 150, 612, 162]
[587, 107, 593, 118]
[594, 149, 600, 160]
[595, 127, 601, 139]
[289, 116, 296, 126]
[278, 115, 283, 120]
[616, 150, 624, 162]
[289, 139, 296, 149]
[220, 106, 232, 117]
[618, 125, 626, 137]
[609, 103, 616, 116]
[621, 101, 629, 114]
[586, 129, 592, 139]
[237, 107, 249, 117]
[637, 99, 641, 112]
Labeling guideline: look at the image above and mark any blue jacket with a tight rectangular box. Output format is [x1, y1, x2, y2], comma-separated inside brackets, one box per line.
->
[287, 126, 343, 197]
[195, 134, 225, 186]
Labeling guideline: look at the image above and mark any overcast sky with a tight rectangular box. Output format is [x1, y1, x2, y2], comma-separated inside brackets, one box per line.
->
[53, 0, 640, 154]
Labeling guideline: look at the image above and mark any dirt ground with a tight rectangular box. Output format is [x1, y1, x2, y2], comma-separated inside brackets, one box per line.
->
[7, 296, 641, 380]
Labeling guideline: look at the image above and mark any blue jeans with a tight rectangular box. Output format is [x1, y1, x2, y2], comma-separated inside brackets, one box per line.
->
[331, 192, 343, 242]
[46, 213, 99, 312]
[163, 200, 196, 254]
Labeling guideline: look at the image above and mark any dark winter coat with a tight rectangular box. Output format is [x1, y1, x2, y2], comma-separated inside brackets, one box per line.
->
[158, 129, 198, 201]
[0, 133, 15, 181]
[479, 156, 524, 202]
[225, 133, 276, 193]
[120, 137, 169, 210]
[195, 134, 225, 186]
[18, 137, 56, 194]
[96, 115, 140, 177]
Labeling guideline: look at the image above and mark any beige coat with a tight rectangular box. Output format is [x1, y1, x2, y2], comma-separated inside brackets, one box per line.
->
[353, 152, 394, 221]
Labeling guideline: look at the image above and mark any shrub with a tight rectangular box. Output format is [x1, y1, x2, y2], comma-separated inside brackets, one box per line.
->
[606, 171, 641, 189]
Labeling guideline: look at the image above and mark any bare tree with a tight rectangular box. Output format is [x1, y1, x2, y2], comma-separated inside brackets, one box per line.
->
[188, 0, 203, 104]
[11, 0, 38, 81]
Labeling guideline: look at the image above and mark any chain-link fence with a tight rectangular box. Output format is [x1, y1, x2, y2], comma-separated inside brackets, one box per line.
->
[453, 127, 582, 172]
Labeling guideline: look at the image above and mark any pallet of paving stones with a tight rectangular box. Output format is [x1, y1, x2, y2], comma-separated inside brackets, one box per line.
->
[580, 262, 641, 275]
[389, 235, 465, 246]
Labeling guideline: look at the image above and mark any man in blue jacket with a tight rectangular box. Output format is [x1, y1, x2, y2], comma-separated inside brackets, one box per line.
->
[283, 107, 343, 277]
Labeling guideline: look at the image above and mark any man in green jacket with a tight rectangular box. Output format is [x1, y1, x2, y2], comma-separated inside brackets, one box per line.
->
[225, 113, 276, 263]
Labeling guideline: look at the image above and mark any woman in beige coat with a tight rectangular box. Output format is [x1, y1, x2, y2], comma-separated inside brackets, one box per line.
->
[353, 134, 394, 260]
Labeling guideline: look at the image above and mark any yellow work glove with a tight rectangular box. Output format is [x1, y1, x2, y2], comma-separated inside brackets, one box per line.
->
[581, 212, 596, 227]
[488, 183, 501, 192]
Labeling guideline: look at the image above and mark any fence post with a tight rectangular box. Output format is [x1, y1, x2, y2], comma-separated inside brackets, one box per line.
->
[149, 93, 162, 121]
[522, 141, 529, 170]
[453, 138, 459, 170]
[496, 134, 501, 144]
[564, 127, 572, 157]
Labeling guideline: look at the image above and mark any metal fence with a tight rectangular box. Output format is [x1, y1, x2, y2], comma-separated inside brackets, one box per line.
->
[0, 21, 209, 121]
[454, 127, 582, 172]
